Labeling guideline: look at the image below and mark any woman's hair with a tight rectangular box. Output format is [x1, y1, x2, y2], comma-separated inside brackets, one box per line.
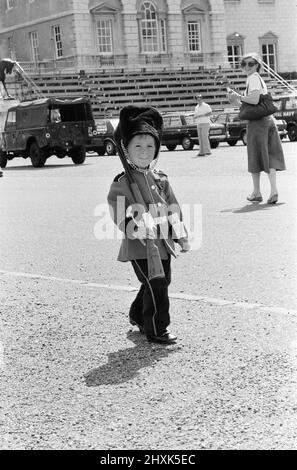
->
[241, 52, 262, 73]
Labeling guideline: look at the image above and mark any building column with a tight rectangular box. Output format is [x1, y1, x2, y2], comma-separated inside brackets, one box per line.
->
[166, 0, 185, 65]
[209, 0, 228, 66]
[71, 0, 94, 66]
[121, 1, 142, 69]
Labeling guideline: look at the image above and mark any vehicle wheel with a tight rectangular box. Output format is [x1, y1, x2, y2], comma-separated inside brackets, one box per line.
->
[70, 146, 86, 164]
[0, 150, 8, 168]
[210, 141, 219, 149]
[288, 125, 297, 142]
[166, 144, 177, 151]
[95, 147, 106, 156]
[29, 142, 47, 168]
[241, 130, 247, 146]
[181, 136, 194, 150]
[105, 140, 117, 156]
[227, 140, 238, 146]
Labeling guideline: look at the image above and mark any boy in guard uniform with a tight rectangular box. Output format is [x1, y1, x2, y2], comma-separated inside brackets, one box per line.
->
[107, 105, 190, 344]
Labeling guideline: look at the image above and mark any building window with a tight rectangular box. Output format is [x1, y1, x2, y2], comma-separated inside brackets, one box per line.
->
[227, 45, 243, 68]
[96, 19, 113, 54]
[29, 31, 40, 62]
[140, 2, 158, 53]
[53, 25, 63, 58]
[227, 32, 244, 68]
[187, 21, 201, 52]
[260, 33, 278, 70]
[138, 1, 168, 54]
[261, 43, 277, 70]
[160, 19, 167, 53]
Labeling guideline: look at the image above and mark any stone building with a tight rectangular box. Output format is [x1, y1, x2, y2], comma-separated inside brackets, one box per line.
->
[0, 0, 296, 72]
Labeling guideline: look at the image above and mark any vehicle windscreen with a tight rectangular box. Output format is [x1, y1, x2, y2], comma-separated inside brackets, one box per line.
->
[183, 114, 195, 125]
[213, 113, 239, 123]
[285, 97, 297, 110]
[229, 113, 240, 122]
[212, 114, 225, 123]
[2, 109, 15, 129]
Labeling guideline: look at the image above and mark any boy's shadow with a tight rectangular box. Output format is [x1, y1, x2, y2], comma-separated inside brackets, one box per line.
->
[84, 330, 177, 387]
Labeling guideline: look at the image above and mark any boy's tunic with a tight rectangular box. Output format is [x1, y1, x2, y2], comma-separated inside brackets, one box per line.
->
[107, 167, 187, 261]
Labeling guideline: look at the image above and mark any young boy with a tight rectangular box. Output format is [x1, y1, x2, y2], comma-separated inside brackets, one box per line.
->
[107, 105, 190, 344]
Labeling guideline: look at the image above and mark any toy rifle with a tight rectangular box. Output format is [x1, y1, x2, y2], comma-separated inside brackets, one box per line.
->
[116, 141, 165, 281]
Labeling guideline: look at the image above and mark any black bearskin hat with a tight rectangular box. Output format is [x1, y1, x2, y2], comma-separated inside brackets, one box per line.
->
[114, 105, 163, 158]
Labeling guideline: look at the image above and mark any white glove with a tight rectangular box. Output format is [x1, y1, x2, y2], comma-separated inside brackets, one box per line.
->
[133, 211, 156, 240]
[168, 213, 187, 239]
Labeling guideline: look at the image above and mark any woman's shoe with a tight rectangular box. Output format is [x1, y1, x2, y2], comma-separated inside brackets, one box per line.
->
[267, 194, 278, 204]
[247, 194, 263, 202]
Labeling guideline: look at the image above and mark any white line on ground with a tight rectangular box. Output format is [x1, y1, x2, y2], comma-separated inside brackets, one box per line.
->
[0, 269, 296, 316]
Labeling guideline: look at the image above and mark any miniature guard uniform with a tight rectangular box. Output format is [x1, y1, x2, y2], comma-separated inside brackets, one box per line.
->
[107, 105, 189, 342]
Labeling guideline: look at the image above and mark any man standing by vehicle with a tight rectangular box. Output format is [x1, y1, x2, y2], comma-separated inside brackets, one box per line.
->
[193, 94, 212, 156]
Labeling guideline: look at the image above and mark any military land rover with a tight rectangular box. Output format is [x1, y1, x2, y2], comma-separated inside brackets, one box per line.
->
[0, 97, 97, 168]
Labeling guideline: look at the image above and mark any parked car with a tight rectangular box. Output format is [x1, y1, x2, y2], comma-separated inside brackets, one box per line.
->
[211, 109, 287, 146]
[273, 94, 297, 141]
[0, 97, 97, 168]
[87, 118, 118, 156]
[161, 112, 226, 151]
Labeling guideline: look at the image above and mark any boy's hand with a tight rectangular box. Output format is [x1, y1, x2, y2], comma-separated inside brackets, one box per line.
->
[132, 212, 156, 240]
[168, 213, 187, 239]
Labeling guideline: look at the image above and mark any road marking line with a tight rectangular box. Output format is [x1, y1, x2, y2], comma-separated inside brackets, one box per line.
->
[0, 269, 296, 316]
[0, 270, 138, 292]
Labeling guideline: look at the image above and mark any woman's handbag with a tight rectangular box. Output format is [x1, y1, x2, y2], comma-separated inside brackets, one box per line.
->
[238, 93, 278, 121]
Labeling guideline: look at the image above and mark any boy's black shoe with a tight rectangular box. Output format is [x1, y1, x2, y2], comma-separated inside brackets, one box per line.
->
[129, 318, 145, 334]
[147, 332, 177, 344]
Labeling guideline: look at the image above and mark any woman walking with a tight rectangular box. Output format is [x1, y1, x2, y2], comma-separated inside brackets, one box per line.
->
[228, 53, 285, 204]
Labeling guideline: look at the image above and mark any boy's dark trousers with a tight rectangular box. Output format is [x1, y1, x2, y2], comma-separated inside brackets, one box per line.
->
[129, 257, 171, 337]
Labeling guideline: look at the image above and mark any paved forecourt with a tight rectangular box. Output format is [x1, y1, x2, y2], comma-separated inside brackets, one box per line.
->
[0, 140, 297, 449]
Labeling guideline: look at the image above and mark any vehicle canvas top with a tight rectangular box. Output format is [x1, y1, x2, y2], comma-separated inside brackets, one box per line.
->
[8, 96, 92, 109]
[6, 97, 94, 130]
